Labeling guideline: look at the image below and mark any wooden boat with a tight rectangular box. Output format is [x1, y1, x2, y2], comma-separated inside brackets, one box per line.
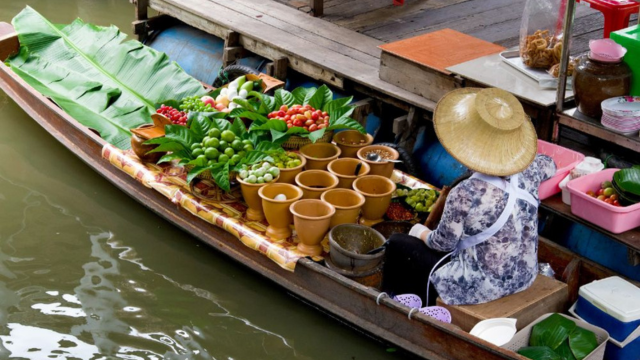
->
[0, 24, 630, 360]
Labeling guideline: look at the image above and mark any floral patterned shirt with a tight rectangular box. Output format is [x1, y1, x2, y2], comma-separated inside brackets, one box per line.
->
[426, 155, 556, 305]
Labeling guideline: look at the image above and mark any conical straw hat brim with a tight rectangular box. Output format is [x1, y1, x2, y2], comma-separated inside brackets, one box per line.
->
[434, 88, 537, 176]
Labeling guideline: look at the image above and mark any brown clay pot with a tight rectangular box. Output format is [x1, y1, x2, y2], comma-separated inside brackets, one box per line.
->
[259, 183, 303, 239]
[276, 153, 307, 184]
[130, 124, 164, 163]
[299, 143, 341, 170]
[327, 158, 371, 189]
[295, 170, 339, 199]
[353, 175, 396, 226]
[321, 189, 365, 228]
[333, 130, 374, 158]
[357, 145, 399, 178]
[290, 199, 335, 256]
[237, 175, 279, 221]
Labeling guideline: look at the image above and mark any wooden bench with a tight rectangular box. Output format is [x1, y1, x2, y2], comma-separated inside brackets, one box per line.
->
[436, 275, 569, 331]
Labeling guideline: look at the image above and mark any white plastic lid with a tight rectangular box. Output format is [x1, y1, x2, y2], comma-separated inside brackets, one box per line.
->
[469, 318, 517, 346]
[579, 276, 640, 323]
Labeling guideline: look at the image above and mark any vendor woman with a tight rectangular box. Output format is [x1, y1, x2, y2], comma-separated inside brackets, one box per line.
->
[382, 88, 556, 306]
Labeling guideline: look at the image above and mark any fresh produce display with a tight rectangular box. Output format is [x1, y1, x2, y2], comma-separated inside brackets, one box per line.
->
[386, 202, 415, 221]
[157, 105, 188, 125]
[517, 313, 598, 360]
[215, 76, 262, 112]
[233, 85, 366, 143]
[144, 112, 273, 191]
[238, 162, 280, 184]
[267, 104, 329, 132]
[395, 188, 439, 213]
[585, 180, 621, 207]
[179, 95, 227, 113]
[270, 151, 303, 169]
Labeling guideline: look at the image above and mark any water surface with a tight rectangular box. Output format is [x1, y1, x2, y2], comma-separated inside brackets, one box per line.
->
[0, 1, 404, 358]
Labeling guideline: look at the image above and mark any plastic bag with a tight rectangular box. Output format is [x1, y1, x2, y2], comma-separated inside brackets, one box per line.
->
[519, 0, 567, 69]
[538, 263, 556, 278]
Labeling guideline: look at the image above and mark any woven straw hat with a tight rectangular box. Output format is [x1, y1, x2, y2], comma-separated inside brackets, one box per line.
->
[433, 88, 537, 176]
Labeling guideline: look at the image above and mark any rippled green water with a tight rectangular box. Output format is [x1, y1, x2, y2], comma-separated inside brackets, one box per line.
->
[0, 1, 403, 358]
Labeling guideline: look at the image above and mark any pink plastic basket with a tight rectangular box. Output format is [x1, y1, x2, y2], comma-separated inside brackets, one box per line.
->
[566, 168, 640, 233]
[537, 140, 585, 200]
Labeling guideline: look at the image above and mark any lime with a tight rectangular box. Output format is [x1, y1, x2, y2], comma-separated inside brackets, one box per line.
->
[224, 147, 235, 157]
[219, 140, 229, 150]
[237, 151, 247, 158]
[208, 128, 221, 139]
[243, 144, 254, 152]
[232, 139, 244, 151]
[196, 154, 208, 166]
[207, 159, 217, 167]
[221, 130, 235, 143]
[202, 136, 211, 144]
[242, 139, 253, 146]
[231, 154, 242, 164]
[205, 147, 220, 160]
[192, 148, 204, 157]
[205, 138, 220, 149]
[190, 143, 202, 150]
[218, 154, 230, 163]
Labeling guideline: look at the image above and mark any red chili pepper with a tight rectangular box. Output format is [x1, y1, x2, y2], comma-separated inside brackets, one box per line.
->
[386, 203, 414, 221]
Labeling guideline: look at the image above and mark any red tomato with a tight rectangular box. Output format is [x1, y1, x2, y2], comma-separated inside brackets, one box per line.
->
[318, 124, 325, 129]
[303, 126, 309, 131]
[604, 198, 613, 204]
[586, 190, 595, 197]
[613, 200, 620, 206]
[296, 114, 306, 121]
[322, 111, 328, 117]
[311, 112, 319, 121]
[277, 111, 286, 117]
[597, 195, 606, 201]
[596, 188, 604, 196]
[294, 120, 303, 127]
[305, 119, 314, 126]
[287, 123, 293, 128]
[280, 105, 289, 112]
[309, 124, 318, 131]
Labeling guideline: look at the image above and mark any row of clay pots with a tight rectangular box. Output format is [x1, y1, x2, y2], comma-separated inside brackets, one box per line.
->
[238, 174, 397, 255]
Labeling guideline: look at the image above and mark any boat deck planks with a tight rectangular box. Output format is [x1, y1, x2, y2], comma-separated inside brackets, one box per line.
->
[276, 0, 636, 54]
[147, 0, 437, 112]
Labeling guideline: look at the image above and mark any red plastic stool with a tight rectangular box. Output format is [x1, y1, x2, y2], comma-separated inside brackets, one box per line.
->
[576, 0, 639, 38]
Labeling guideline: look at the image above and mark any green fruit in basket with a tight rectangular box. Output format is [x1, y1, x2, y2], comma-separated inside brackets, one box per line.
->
[207, 159, 217, 167]
[257, 176, 265, 184]
[269, 167, 280, 177]
[224, 147, 235, 157]
[244, 144, 254, 152]
[219, 140, 228, 150]
[205, 137, 220, 149]
[601, 181, 613, 189]
[218, 154, 229, 163]
[232, 139, 244, 151]
[237, 151, 247, 158]
[264, 173, 273, 182]
[221, 130, 235, 143]
[205, 147, 219, 160]
[603, 187, 616, 197]
[208, 128, 221, 139]
[191, 143, 202, 150]
[242, 139, 253, 146]
[192, 148, 204, 157]
[231, 154, 242, 165]
[196, 154, 208, 166]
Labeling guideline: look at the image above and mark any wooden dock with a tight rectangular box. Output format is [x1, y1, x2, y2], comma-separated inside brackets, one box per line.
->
[278, 0, 635, 54]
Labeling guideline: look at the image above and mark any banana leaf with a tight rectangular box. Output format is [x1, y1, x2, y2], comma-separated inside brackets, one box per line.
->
[530, 314, 577, 350]
[568, 327, 598, 360]
[518, 346, 563, 360]
[613, 167, 640, 197]
[8, 7, 206, 149]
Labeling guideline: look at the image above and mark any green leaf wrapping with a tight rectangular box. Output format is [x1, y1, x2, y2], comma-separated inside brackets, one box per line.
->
[518, 346, 563, 360]
[530, 314, 577, 350]
[8, 7, 206, 149]
[568, 327, 598, 360]
[555, 340, 577, 360]
[307, 85, 333, 110]
[613, 167, 640, 196]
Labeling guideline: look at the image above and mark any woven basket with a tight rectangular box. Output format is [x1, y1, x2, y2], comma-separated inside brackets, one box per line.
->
[282, 130, 334, 150]
[183, 164, 240, 202]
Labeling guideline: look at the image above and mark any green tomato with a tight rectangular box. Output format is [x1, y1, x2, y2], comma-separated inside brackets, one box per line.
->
[603, 187, 615, 197]
[205, 138, 220, 149]
[196, 154, 208, 166]
[219, 140, 229, 150]
[231, 154, 242, 165]
[246, 174, 257, 184]
[254, 169, 265, 177]
[192, 148, 204, 157]
[237, 151, 247, 158]
[202, 136, 211, 145]
[208, 128, 221, 139]
[204, 147, 220, 160]
[190, 143, 202, 150]
[242, 139, 253, 146]
[231, 139, 244, 151]
[207, 159, 217, 167]
[257, 176, 265, 184]
[264, 173, 273, 182]
[218, 154, 230, 164]
[269, 167, 280, 177]
[243, 144, 254, 152]
[224, 147, 235, 157]
[221, 130, 235, 143]
[292, 159, 302, 167]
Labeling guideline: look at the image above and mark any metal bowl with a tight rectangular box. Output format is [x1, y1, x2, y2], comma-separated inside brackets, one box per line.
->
[329, 224, 386, 272]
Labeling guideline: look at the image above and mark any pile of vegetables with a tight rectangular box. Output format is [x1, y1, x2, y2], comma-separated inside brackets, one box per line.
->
[518, 314, 599, 360]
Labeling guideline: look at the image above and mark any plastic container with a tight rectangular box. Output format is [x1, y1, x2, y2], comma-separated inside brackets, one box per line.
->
[470, 318, 517, 346]
[571, 157, 605, 178]
[502, 313, 609, 360]
[566, 169, 640, 233]
[611, 25, 640, 96]
[574, 276, 640, 342]
[537, 140, 585, 199]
